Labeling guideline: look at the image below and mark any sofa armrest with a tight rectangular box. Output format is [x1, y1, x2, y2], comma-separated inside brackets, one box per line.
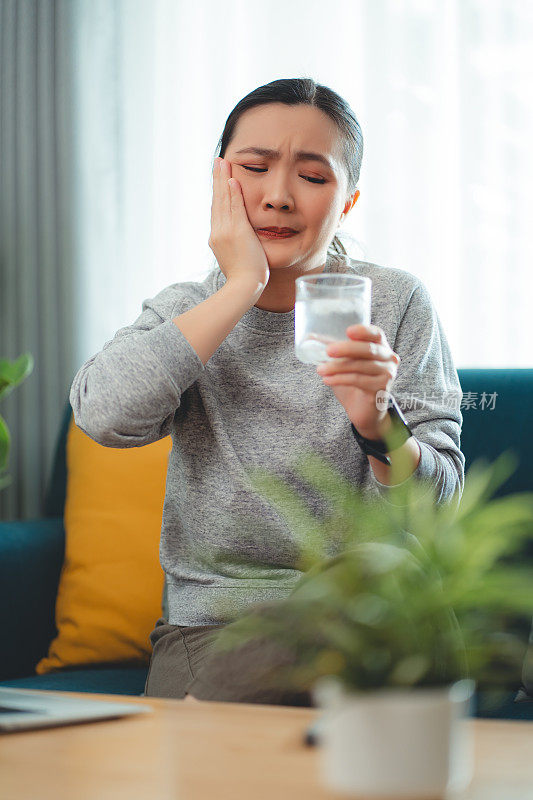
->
[0, 517, 65, 680]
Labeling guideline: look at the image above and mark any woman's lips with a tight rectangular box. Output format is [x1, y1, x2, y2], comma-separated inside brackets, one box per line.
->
[257, 230, 299, 239]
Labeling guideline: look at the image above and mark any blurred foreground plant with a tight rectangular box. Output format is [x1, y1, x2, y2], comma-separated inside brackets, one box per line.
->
[0, 353, 34, 491]
[209, 435, 533, 702]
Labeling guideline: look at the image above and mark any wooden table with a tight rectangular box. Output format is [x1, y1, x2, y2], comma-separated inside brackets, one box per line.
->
[0, 690, 532, 799]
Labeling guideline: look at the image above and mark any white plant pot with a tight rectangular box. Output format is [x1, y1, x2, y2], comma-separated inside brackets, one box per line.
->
[312, 677, 475, 799]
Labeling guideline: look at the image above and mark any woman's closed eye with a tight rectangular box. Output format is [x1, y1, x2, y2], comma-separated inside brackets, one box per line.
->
[241, 166, 326, 184]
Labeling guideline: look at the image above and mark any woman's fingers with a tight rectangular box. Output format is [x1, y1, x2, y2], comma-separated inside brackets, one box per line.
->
[216, 157, 236, 222]
[317, 358, 393, 376]
[211, 158, 229, 222]
[210, 159, 220, 231]
[320, 372, 392, 391]
[218, 158, 229, 215]
[326, 341, 392, 361]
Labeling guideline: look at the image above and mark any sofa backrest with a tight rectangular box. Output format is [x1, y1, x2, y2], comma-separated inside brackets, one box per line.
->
[457, 369, 533, 497]
[43, 397, 72, 518]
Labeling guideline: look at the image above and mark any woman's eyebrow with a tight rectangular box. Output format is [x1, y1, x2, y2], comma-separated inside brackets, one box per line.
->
[234, 146, 335, 172]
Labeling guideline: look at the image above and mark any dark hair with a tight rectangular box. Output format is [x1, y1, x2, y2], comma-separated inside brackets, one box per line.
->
[214, 77, 363, 258]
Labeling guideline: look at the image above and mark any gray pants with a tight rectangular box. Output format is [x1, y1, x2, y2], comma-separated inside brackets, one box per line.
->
[143, 616, 312, 706]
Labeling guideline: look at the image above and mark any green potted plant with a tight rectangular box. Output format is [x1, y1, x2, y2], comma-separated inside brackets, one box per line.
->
[0, 353, 34, 490]
[208, 439, 533, 799]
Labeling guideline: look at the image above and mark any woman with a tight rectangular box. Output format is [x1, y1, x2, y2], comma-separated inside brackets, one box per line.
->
[70, 77, 464, 705]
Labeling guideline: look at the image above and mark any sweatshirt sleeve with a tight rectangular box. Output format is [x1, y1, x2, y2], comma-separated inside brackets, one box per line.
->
[372, 278, 464, 507]
[69, 289, 205, 448]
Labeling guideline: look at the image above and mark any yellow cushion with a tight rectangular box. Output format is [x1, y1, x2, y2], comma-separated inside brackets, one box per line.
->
[36, 415, 172, 674]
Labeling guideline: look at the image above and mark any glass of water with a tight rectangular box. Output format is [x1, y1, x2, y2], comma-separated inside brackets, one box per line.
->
[295, 273, 372, 365]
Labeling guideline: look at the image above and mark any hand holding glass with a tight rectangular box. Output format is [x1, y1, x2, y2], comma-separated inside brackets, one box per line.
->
[294, 274, 372, 365]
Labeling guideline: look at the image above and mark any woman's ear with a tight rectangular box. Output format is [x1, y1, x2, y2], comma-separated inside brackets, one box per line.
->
[340, 190, 360, 224]
[348, 189, 360, 211]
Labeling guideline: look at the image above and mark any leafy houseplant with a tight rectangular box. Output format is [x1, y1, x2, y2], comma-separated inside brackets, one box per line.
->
[209, 438, 533, 798]
[0, 354, 34, 491]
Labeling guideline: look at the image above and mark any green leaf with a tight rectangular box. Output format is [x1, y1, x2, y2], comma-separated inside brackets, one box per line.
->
[455, 452, 519, 519]
[0, 353, 34, 401]
[0, 413, 11, 472]
[390, 654, 431, 686]
[452, 568, 533, 615]
[0, 353, 34, 492]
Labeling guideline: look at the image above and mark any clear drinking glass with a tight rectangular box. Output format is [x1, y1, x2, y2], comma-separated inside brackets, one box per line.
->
[295, 273, 371, 365]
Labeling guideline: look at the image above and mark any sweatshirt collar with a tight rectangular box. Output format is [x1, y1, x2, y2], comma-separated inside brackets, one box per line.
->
[214, 252, 359, 335]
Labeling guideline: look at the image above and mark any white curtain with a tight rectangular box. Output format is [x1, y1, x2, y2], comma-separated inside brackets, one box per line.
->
[2, 0, 532, 520]
[71, 0, 533, 370]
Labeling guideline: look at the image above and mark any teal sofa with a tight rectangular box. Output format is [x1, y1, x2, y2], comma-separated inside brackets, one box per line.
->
[1, 370, 532, 717]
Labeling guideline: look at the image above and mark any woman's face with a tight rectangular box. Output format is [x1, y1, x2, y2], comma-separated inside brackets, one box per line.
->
[223, 103, 359, 272]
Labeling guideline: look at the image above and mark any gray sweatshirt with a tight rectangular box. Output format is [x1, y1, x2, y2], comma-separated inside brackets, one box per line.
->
[70, 253, 464, 626]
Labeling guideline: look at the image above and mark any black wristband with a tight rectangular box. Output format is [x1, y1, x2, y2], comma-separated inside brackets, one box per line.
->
[351, 395, 413, 466]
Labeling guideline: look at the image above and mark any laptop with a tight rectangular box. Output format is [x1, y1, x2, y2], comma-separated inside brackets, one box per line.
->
[0, 687, 154, 733]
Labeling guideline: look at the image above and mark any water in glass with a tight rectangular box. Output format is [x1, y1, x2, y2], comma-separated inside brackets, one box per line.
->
[295, 274, 371, 365]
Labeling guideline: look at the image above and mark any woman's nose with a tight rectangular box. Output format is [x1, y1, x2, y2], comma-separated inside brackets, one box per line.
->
[266, 202, 291, 210]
